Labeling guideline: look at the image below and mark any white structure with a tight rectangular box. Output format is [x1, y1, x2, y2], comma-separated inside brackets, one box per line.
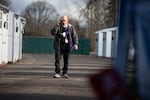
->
[95, 27, 134, 60]
[95, 27, 118, 58]
[8, 12, 26, 63]
[0, 4, 26, 65]
[18, 17, 26, 60]
[0, 5, 9, 65]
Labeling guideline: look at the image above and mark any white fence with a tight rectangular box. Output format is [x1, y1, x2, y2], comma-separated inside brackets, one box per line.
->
[0, 4, 26, 66]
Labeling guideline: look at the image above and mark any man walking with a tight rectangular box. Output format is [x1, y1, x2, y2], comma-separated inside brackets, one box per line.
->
[51, 15, 78, 78]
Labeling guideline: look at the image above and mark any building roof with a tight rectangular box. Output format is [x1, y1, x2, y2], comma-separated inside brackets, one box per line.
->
[0, 4, 9, 12]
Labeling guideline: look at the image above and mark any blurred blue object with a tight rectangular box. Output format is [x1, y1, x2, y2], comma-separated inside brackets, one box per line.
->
[114, 0, 150, 99]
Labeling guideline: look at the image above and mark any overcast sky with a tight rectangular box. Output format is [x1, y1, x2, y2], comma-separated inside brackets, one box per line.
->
[11, 0, 88, 19]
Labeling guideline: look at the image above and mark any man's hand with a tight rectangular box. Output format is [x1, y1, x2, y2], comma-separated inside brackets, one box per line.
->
[74, 44, 78, 50]
[56, 21, 61, 26]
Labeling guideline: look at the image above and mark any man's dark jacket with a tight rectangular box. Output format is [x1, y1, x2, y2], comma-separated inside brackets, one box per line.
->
[51, 23, 78, 52]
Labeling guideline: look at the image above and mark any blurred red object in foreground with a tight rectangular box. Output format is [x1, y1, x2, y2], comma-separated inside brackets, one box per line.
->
[89, 68, 132, 100]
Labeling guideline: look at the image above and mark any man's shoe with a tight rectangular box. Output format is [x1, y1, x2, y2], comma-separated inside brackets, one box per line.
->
[53, 73, 61, 78]
[63, 74, 69, 78]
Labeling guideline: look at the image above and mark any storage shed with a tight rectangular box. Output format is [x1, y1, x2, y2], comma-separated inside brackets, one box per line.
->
[8, 11, 26, 63]
[95, 27, 118, 58]
[95, 27, 134, 60]
[0, 4, 26, 65]
[0, 4, 9, 65]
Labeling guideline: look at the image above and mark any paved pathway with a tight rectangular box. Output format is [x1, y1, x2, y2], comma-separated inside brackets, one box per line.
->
[0, 54, 112, 100]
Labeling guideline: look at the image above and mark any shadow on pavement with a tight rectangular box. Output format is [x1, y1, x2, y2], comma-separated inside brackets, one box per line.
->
[0, 93, 96, 100]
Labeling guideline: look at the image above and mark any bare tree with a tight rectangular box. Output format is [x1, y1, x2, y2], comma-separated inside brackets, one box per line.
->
[79, 0, 117, 51]
[22, 1, 59, 36]
[104, 0, 117, 28]
[69, 18, 86, 38]
[82, 0, 116, 30]
[0, 0, 11, 7]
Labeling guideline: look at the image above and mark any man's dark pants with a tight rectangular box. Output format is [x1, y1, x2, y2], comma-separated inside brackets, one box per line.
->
[55, 48, 69, 75]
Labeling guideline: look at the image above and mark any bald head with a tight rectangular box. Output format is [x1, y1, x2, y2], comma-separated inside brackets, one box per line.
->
[60, 15, 69, 27]
[60, 15, 68, 21]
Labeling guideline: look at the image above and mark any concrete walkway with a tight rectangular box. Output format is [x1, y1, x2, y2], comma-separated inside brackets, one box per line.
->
[0, 54, 112, 100]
